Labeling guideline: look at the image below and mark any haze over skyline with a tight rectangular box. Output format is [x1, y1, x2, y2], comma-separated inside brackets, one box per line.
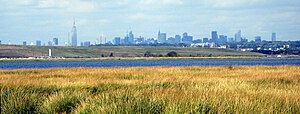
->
[0, 0, 300, 45]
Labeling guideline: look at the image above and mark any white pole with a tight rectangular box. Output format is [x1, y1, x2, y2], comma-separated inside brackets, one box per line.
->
[49, 49, 52, 57]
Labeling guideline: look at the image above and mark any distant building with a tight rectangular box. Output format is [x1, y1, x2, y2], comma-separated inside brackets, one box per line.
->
[228, 37, 234, 42]
[114, 37, 121, 45]
[22, 41, 27, 46]
[0, 40, 1, 45]
[203, 38, 209, 43]
[235, 30, 242, 42]
[241, 37, 248, 42]
[136, 36, 145, 44]
[157, 30, 167, 43]
[83, 41, 91, 46]
[191, 43, 216, 48]
[71, 21, 77, 46]
[255, 36, 262, 42]
[167, 37, 175, 44]
[128, 31, 134, 44]
[53, 38, 58, 46]
[219, 35, 227, 44]
[124, 36, 130, 44]
[36, 40, 41, 46]
[48, 41, 53, 46]
[80, 42, 84, 46]
[174, 35, 181, 44]
[211, 31, 218, 43]
[193, 39, 202, 43]
[182, 32, 193, 44]
[272, 33, 276, 41]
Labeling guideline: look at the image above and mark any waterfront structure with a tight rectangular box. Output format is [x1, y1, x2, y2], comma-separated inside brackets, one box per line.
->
[71, 21, 77, 46]
[191, 42, 216, 48]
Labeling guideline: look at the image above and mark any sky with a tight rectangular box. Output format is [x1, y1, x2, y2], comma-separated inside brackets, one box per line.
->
[0, 0, 300, 45]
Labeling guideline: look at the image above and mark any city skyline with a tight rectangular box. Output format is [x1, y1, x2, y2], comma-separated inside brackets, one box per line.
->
[0, 0, 300, 44]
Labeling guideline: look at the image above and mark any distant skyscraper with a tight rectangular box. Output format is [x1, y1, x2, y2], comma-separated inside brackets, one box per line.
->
[182, 32, 193, 44]
[36, 40, 41, 46]
[235, 30, 242, 42]
[53, 38, 58, 46]
[174, 35, 181, 44]
[129, 31, 134, 44]
[114, 37, 121, 45]
[157, 30, 167, 43]
[71, 21, 77, 46]
[211, 31, 218, 43]
[255, 36, 262, 42]
[272, 33, 276, 41]
[167, 37, 175, 44]
[219, 35, 227, 44]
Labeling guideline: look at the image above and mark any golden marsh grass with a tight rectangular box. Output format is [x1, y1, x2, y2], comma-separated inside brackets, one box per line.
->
[1, 66, 300, 113]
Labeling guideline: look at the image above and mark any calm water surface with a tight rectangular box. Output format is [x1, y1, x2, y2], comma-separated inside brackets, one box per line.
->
[1, 59, 300, 69]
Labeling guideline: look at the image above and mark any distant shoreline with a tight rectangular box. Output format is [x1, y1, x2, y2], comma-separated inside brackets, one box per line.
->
[1, 56, 300, 62]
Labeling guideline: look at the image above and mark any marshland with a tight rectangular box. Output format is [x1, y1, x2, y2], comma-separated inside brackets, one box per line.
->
[1, 66, 299, 113]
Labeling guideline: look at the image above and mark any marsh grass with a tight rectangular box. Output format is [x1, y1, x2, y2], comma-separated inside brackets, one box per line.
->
[1, 66, 300, 113]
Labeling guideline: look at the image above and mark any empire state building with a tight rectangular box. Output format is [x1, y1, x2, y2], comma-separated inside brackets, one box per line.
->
[71, 21, 77, 46]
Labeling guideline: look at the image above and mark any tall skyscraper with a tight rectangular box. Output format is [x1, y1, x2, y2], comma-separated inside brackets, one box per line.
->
[235, 30, 242, 42]
[272, 33, 276, 41]
[211, 31, 218, 43]
[71, 21, 77, 46]
[53, 38, 58, 46]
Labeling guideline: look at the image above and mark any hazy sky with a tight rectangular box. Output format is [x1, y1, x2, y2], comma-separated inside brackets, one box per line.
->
[0, 0, 300, 45]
